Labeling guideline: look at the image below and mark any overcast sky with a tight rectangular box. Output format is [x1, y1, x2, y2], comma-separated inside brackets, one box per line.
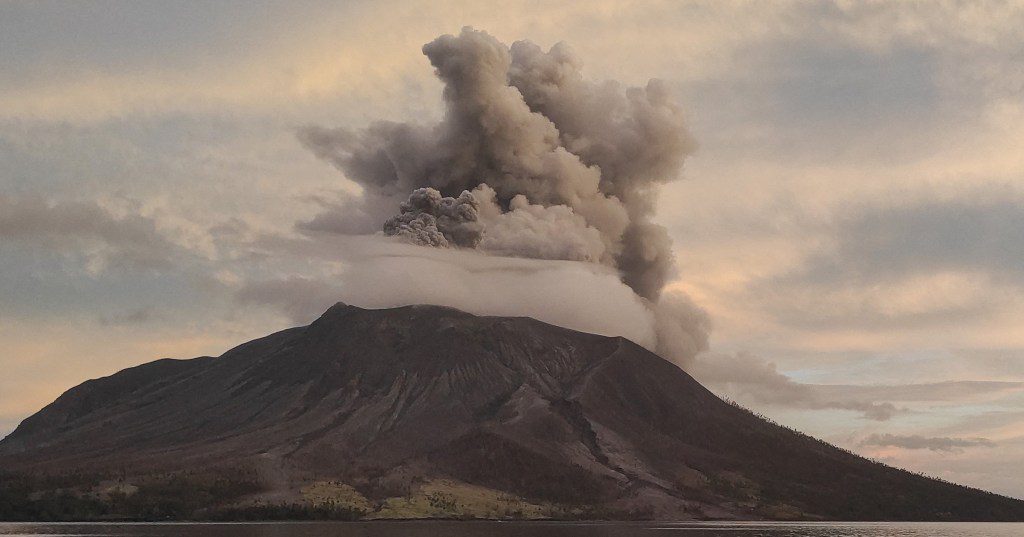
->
[2, 0, 1024, 498]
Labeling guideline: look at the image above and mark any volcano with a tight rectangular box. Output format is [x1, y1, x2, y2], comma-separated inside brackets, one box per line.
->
[3, 303, 1023, 521]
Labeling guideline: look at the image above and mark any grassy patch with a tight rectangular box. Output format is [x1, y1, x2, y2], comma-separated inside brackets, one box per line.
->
[372, 479, 549, 519]
[301, 481, 374, 512]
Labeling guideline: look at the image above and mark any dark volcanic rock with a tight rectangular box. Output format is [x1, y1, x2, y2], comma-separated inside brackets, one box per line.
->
[3, 303, 1024, 521]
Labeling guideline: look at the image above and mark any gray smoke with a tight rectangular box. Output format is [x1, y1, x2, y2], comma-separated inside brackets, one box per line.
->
[383, 188, 482, 247]
[299, 27, 707, 365]
[299, 27, 694, 300]
[474, 184, 608, 262]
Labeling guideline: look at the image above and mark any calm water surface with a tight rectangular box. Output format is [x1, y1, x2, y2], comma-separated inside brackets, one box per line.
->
[1, 522, 1022, 537]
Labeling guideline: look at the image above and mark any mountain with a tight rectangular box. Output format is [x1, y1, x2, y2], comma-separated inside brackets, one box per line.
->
[2, 303, 1023, 521]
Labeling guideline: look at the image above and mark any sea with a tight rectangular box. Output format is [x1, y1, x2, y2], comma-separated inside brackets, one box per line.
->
[1, 521, 1023, 537]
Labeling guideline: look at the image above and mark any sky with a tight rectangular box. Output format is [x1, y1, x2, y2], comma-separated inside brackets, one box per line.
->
[2, 0, 1024, 498]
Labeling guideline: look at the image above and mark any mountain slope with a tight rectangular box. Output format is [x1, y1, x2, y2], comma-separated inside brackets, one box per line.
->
[3, 303, 1023, 521]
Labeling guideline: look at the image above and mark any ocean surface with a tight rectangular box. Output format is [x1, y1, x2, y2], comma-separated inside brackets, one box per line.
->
[1, 521, 1023, 537]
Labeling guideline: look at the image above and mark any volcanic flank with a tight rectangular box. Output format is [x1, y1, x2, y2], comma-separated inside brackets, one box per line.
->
[3, 303, 1024, 521]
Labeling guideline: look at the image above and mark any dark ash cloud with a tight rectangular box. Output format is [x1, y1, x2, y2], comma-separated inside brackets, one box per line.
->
[383, 188, 482, 248]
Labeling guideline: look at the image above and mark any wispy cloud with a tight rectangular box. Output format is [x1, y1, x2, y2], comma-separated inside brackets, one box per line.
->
[97, 306, 161, 326]
[0, 195, 184, 273]
[861, 434, 996, 453]
[691, 352, 900, 421]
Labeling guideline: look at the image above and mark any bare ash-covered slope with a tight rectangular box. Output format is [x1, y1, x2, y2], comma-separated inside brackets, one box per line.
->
[3, 303, 1024, 521]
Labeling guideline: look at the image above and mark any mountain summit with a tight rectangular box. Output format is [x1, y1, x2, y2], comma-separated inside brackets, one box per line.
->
[3, 303, 1023, 521]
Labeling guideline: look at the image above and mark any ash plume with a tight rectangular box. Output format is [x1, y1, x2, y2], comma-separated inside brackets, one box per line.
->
[299, 27, 707, 365]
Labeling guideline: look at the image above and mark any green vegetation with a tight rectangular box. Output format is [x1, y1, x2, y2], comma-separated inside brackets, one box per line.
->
[205, 503, 364, 521]
[0, 470, 648, 522]
[301, 481, 374, 513]
[372, 479, 548, 519]
[0, 468, 262, 521]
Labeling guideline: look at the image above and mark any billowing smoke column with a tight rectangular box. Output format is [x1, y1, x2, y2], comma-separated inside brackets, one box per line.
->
[299, 28, 708, 365]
